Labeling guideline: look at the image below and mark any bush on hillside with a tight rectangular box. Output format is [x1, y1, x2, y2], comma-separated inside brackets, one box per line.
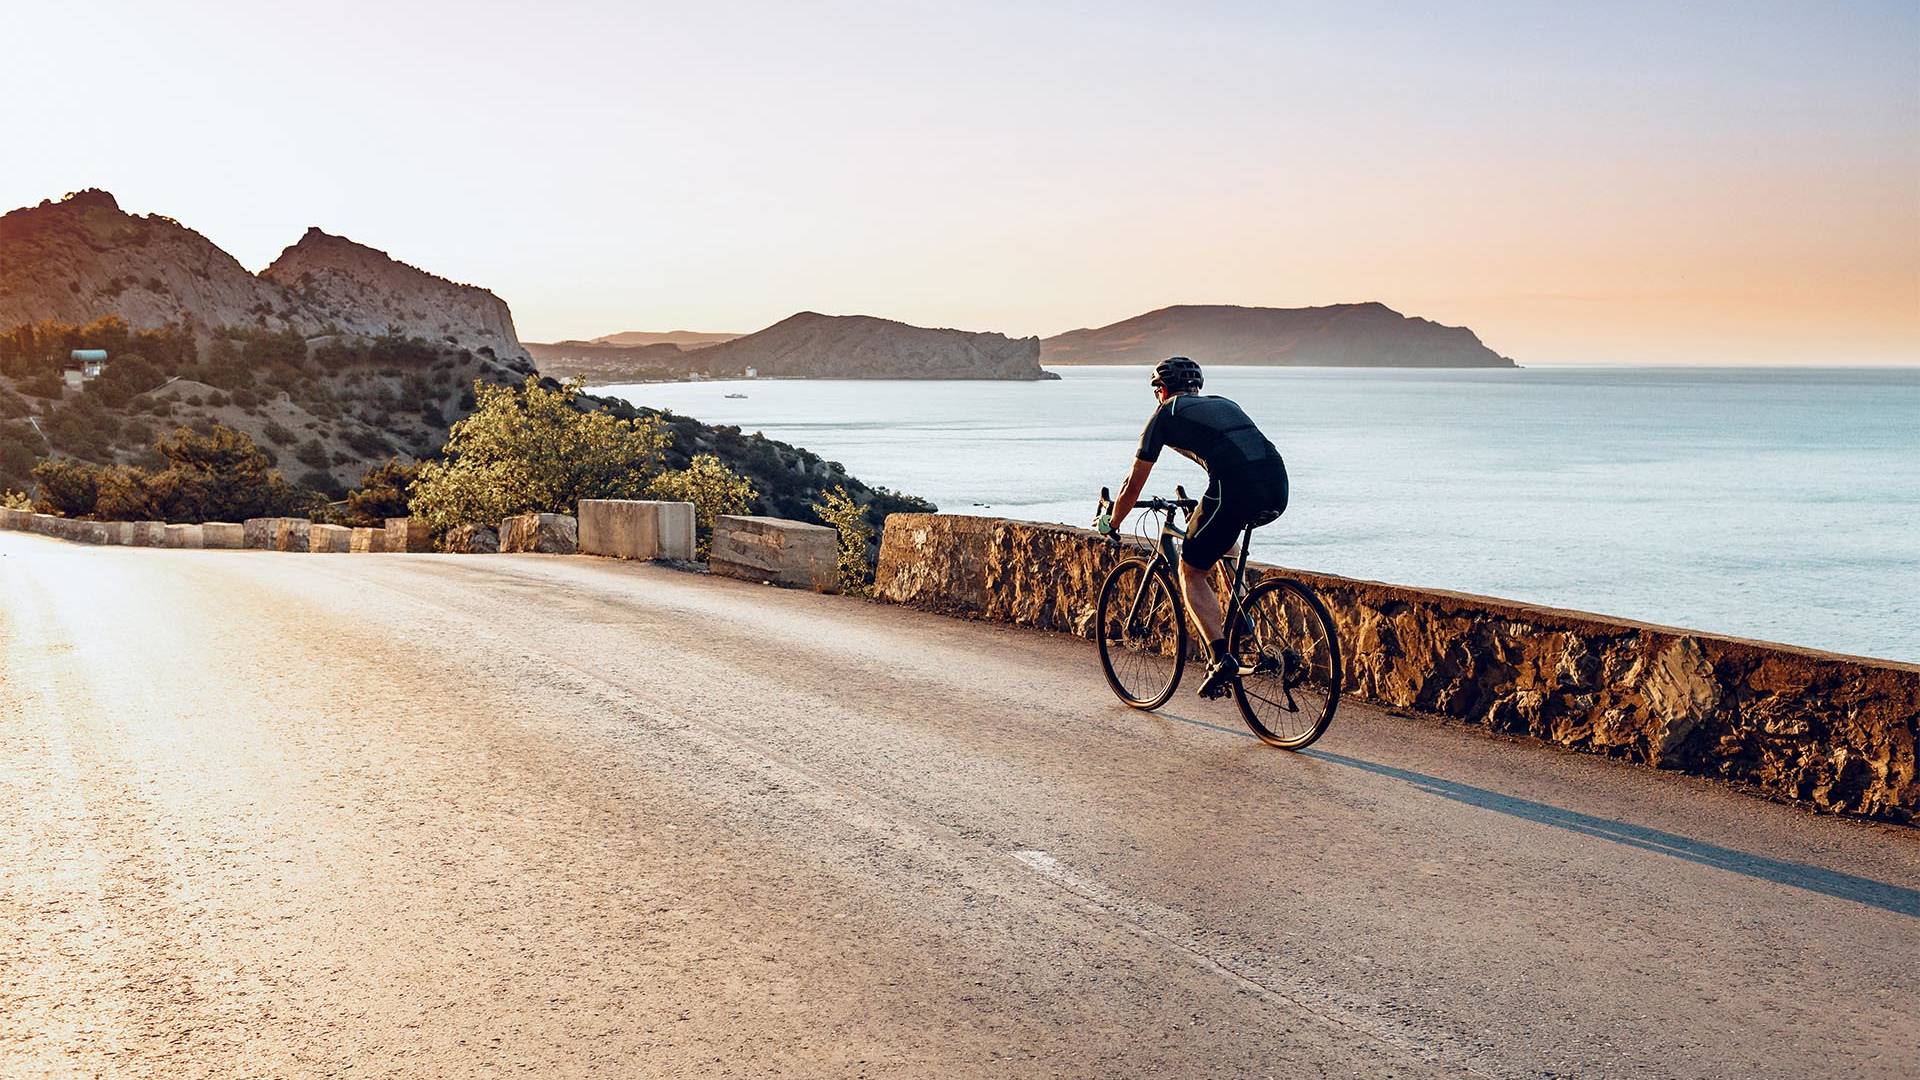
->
[409, 376, 670, 534]
[647, 453, 757, 559]
[30, 424, 311, 523]
[812, 485, 878, 595]
[29, 458, 101, 516]
[345, 458, 422, 526]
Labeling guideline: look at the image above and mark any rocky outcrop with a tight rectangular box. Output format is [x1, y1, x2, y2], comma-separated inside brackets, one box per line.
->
[263, 228, 528, 362]
[873, 514, 1919, 821]
[694, 312, 1050, 380]
[1042, 303, 1516, 367]
[0, 190, 314, 334]
[0, 190, 531, 363]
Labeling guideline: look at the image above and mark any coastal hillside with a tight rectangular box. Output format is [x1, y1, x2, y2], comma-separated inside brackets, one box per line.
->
[1041, 303, 1516, 368]
[0, 191, 932, 527]
[525, 339, 699, 383]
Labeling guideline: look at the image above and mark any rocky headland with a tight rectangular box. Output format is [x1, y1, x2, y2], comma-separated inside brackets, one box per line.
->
[532, 311, 1054, 383]
[1042, 303, 1517, 368]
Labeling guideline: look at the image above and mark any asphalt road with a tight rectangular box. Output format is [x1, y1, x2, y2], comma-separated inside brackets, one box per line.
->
[2, 532, 1916, 1079]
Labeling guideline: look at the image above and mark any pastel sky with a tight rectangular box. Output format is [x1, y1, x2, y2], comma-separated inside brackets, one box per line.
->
[4, 1, 1915, 363]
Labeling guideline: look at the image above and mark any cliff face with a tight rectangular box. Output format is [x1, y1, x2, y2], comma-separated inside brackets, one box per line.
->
[0, 190, 530, 362]
[0, 190, 315, 334]
[1042, 303, 1516, 368]
[697, 311, 1049, 380]
[263, 228, 528, 361]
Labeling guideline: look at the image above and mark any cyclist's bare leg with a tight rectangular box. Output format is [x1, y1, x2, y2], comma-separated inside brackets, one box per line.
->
[1178, 559, 1227, 656]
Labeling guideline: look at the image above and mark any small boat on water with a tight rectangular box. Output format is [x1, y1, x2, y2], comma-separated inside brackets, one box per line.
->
[724, 393, 748, 399]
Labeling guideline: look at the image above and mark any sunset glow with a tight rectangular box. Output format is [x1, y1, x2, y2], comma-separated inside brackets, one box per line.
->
[4, 1, 1914, 363]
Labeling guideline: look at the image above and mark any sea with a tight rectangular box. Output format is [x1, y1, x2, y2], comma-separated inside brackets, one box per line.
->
[596, 366, 1920, 664]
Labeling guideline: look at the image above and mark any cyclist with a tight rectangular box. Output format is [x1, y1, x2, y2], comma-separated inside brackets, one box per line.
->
[1096, 356, 1290, 699]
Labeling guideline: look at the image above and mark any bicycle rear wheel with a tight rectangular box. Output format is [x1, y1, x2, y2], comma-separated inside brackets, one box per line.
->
[1229, 577, 1341, 749]
[1096, 558, 1187, 710]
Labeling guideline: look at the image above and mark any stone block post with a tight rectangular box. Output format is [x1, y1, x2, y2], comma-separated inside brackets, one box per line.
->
[308, 524, 353, 552]
[708, 515, 840, 592]
[202, 522, 246, 549]
[500, 512, 579, 554]
[384, 517, 433, 553]
[577, 499, 696, 561]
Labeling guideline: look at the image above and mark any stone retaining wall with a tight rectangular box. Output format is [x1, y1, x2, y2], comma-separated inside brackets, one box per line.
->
[873, 514, 1920, 821]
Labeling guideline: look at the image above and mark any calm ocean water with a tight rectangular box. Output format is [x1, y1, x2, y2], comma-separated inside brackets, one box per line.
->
[599, 367, 1920, 662]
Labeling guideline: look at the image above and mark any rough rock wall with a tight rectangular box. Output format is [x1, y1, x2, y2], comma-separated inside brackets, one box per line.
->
[263, 228, 528, 362]
[873, 514, 1919, 821]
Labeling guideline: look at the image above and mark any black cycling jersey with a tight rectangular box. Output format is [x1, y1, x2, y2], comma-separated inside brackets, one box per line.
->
[1134, 393, 1286, 496]
[1136, 393, 1289, 569]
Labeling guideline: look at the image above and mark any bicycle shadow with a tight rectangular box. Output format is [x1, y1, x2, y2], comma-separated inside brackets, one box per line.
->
[1150, 709, 1920, 919]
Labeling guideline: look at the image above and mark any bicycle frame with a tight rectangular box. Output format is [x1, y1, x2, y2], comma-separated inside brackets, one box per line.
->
[1107, 489, 1258, 639]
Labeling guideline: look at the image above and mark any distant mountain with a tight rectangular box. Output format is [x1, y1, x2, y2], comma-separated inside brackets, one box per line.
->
[533, 312, 1053, 382]
[0, 189, 531, 363]
[590, 330, 739, 349]
[1041, 303, 1516, 368]
[524, 339, 702, 383]
[698, 312, 1050, 380]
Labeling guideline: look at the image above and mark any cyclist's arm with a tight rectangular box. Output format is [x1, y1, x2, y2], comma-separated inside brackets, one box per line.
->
[1110, 457, 1154, 528]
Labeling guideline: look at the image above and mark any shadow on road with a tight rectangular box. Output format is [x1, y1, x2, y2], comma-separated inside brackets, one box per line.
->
[1148, 708, 1919, 919]
[1307, 749, 1920, 919]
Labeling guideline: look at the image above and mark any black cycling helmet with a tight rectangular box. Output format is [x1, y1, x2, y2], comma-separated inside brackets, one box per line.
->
[1151, 356, 1203, 392]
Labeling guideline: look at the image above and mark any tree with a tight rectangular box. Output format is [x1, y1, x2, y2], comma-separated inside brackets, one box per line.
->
[29, 458, 100, 516]
[139, 425, 310, 522]
[345, 458, 422, 526]
[409, 377, 670, 533]
[647, 453, 757, 559]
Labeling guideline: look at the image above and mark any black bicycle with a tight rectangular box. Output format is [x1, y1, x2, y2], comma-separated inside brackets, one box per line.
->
[1093, 486, 1341, 749]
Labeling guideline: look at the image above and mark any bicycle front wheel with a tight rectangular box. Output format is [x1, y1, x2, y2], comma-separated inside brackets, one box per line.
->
[1230, 577, 1342, 749]
[1095, 558, 1188, 710]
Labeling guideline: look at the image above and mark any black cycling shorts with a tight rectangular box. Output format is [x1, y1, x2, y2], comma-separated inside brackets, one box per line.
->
[1182, 476, 1289, 571]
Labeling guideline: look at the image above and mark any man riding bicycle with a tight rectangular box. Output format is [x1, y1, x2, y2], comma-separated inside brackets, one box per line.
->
[1096, 357, 1290, 699]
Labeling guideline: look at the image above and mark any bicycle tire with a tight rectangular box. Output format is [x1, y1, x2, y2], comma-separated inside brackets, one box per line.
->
[1229, 576, 1342, 749]
[1095, 557, 1187, 710]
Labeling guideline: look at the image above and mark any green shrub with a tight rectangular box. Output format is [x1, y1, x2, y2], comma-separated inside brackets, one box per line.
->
[410, 376, 670, 534]
[295, 438, 331, 469]
[29, 458, 102, 516]
[812, 485, 876, 595]
[345, 458, 421, 526]
[647, 453, 757, 559]
[262, 419, 294, 445]
[20, 371, 62, 399]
